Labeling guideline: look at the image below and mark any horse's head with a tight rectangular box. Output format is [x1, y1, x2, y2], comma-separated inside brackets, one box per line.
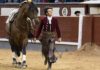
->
[19, 1, 39, 24]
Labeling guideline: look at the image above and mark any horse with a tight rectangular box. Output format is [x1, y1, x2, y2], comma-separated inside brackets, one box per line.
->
[7, 1, 39, 68]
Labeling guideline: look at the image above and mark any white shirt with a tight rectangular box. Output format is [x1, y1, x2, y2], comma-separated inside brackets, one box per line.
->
[47, 16, 52, 24]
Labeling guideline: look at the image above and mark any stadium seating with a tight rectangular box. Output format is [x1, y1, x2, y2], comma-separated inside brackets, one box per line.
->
[1, 0, 84, 3]
[0, 0, 5, 3]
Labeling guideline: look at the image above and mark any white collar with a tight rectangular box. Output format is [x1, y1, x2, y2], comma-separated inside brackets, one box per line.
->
[47, 16, 52, 20]
[47, 16, 52, 24]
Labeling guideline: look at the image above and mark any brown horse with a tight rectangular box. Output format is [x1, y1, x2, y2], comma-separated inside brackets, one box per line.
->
[7, 1, 39, 68]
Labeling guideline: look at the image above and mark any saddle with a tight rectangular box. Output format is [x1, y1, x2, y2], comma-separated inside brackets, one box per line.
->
[9, 12, 18, 33]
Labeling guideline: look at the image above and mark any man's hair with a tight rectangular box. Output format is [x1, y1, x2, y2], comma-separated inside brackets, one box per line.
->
[44, 6, 52, 15]
[74, 11, 80, 15]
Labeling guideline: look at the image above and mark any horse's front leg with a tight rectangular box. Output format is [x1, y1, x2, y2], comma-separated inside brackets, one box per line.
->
[22, 47, 27, 68]
[21, 39, 28, 68]
[12, 52, 17, 65]
[9, 39, 17, 65]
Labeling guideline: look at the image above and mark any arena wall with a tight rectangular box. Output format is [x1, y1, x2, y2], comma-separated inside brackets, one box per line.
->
[0, 3, 88, 16]
[0, 16, 100, 46]
[0, 3, 100, 46]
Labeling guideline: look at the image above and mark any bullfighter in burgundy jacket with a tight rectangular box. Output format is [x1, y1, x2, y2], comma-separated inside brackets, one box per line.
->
[35, 7, 62, 65]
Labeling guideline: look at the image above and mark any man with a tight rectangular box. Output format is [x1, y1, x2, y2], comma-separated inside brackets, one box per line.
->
[35, 7, 61, 64]
[48, 0, 55, 3]
[74, 11, 81, 16]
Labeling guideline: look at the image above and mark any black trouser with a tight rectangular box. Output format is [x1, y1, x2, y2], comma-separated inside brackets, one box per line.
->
[40, 32, 56, 62]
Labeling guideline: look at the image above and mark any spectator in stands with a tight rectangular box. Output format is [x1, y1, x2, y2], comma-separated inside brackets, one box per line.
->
[41, 0, 48, 3]
[48, 0, 55, 3]
[74, 0, 84, 2]
[34, 0, 48, 3]
[5, 0, 23, 3]
[4, 0, 84, 3]
[55, 0, 59, 3]
[64, 0, 84, 2]
[74, 11, 81, 16]
[34, 0, 40, 2]
[54, 0, 65, 3]
[0, 0, 5, 3]
[64, 0, 71, 2]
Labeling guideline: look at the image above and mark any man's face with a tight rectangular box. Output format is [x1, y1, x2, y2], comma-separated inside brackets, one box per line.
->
[76, 13, 80, 16]
[46, 9, 53, 16]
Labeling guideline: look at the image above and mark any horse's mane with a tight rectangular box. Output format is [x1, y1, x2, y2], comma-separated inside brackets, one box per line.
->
[29, 2, 38, 13]
[20, 1, 38, 13]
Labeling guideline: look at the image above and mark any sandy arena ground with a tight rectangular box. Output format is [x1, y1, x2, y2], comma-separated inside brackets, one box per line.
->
[0, 43, 100, 70]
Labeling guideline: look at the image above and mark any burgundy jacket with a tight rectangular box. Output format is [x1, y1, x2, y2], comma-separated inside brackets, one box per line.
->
[36, 17, 61, 38]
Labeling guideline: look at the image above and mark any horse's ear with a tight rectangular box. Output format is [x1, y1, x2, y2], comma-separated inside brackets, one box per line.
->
[20, 1, 27, 7]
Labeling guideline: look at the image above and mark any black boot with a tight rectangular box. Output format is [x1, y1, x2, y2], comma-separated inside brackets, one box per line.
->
[49, 56, 57, 63]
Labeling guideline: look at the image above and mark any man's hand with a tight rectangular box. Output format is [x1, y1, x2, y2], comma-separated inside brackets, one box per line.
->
[58, 38, 62, 42]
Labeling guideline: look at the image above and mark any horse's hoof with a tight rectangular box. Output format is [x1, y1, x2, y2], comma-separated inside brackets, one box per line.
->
[49, 57, 58, 63]
[12, 58, 17, 66]
[22, 65, 27, 69]
[47, 67, 51, 70]
[12, 63, 17, 67]
[12, 62, 17, 65]
[22, 61, 27, 69]
[12, 58, 17, 64]
[17, 62, 22, 68]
